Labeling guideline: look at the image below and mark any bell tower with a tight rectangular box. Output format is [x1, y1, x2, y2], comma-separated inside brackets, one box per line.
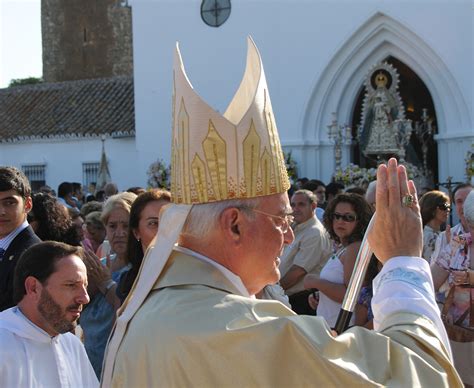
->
[41, 0, 133, 82]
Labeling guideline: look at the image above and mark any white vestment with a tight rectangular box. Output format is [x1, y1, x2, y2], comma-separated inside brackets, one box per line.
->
[105, 251, 460, 386]
[0, 307, 98, 388]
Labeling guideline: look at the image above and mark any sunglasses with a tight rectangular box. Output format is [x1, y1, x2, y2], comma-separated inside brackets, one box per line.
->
[332, 212, 357, 222]
[437, 203, 451, 212]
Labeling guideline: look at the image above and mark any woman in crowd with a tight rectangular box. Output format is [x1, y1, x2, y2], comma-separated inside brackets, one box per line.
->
[82, 211, 106, 255]
[28, 192, 81, 245]
[117, 189, 171, 302]
[419, 190, 450, 261]
[80, 191, 137, 378]
[304, 193, 373, 327]
[431, 190, 473, 386]
[80, 200, 103, 218]
[68, 208, 85, 242]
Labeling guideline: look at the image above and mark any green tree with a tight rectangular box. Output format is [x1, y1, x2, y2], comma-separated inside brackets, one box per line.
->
[8, 77, 43, 87]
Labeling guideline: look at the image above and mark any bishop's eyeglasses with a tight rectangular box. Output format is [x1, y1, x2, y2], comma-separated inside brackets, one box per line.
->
[245, 208, 294, 233]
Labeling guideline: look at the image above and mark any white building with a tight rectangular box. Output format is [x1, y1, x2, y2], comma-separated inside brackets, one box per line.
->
[1, 0, 472, 193]
[0, 77, 138, 192]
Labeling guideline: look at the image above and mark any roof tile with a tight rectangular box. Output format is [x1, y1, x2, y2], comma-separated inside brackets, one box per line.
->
[0, 76, 135, 142]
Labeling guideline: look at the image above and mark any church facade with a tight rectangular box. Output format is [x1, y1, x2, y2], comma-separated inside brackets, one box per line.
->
[131, 0, 473, 188]
[0, 0, 472, 193]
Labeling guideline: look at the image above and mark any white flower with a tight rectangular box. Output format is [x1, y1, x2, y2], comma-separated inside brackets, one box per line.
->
[147, 159, 171, 189]
[332, 164, 376, 187]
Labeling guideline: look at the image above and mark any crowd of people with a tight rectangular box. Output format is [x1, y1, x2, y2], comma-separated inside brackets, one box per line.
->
[295, 178, 474, 384]
[0, 166, 172, 385]
[0, 163, 471, 386]
[0, 38, 470, 386]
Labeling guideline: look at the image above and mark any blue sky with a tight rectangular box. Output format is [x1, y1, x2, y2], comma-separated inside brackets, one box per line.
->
[0, 0, 42, 88]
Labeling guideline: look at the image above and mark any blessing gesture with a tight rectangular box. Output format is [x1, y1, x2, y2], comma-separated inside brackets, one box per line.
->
[368, 158, 423, 263]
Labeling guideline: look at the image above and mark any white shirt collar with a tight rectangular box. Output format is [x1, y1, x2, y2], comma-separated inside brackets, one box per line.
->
[0, 220, 29, 251]
[174, 245, 253, 298]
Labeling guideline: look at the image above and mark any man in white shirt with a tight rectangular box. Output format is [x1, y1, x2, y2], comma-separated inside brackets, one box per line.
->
[302, 179, 327, 222]
[279, 189, 332, 314]
[0, 241, 98, 387]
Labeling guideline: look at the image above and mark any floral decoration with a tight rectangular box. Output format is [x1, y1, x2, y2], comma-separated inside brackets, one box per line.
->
[284, 151, 298, 185]
[147, 159, 171, 189]
[333, 161, 425, 188]
[465, 143, 474, 182]
[332, 163, 377, 187]
[404, 162, 425, 181]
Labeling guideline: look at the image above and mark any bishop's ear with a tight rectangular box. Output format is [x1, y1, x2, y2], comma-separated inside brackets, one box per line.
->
[220, 207, 243, 241]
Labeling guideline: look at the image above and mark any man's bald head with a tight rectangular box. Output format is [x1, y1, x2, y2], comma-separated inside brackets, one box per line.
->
[365, 180, 377, 208]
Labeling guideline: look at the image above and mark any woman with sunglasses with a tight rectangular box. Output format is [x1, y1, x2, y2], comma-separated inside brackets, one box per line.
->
[304, 193, 373, 327]
[419, 190, 450, 261]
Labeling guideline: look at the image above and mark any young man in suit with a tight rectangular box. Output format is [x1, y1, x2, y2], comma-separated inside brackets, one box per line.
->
[0, 166, 41, 311]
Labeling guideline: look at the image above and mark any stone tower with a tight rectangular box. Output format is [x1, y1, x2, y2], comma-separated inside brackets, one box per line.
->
[41, 0, 133, 82]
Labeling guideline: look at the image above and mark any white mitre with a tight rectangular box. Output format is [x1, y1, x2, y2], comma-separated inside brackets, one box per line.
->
[101, 37, 290, 383]
[171, 38, 289, 203]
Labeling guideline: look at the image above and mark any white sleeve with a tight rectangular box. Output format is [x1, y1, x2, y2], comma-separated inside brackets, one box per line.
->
[371, 256, 452, 358]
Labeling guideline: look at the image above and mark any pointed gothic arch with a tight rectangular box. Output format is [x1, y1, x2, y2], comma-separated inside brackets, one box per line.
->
[299, 12, 470, 182]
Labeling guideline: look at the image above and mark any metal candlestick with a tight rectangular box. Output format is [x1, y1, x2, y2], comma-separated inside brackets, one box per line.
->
[327, 112, 352, 170]
[414, 108, 434, 173]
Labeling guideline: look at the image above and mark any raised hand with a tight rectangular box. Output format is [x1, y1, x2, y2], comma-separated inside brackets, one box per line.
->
[81, 245, 112, 295]
[368, 158, 423, 263]
[445, 224, 451, 244]
[451, 270, 469, 286]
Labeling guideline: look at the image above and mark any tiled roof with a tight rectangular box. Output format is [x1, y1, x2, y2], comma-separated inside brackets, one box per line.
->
[0, 76, 134, 143]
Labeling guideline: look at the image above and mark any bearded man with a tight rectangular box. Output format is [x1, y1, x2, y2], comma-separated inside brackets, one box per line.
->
[0, 241, 98, 387]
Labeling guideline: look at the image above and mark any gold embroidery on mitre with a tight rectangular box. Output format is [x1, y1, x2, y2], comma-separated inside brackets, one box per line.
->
[264, 90, 290, 193]
[171, 138, 182, 203]
[243, 119, 261, 197]
[202, 120, 227, 201]
[263, 92, 280, 193]
[177, 98, 191, 203]
[171, 39, 290, 204]
[170, 76, 180, 203]
[256, 177, 263, 196]
[231, 125, 240, 198]
[239, 178, 247, 198]
[191, 154, 208, 203]
[228, 177, 237, 199]
[207, 180, 217, 202]
[260, 147, 272, 195]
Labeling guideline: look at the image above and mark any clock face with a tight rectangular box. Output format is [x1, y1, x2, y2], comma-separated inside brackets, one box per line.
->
[201, 0, 231, 27]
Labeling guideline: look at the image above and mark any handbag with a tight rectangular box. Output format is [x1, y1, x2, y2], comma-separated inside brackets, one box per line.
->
[441, 285, 474, 342]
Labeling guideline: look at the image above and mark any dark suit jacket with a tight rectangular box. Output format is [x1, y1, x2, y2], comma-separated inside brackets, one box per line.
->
[0, 225, 41, 311]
